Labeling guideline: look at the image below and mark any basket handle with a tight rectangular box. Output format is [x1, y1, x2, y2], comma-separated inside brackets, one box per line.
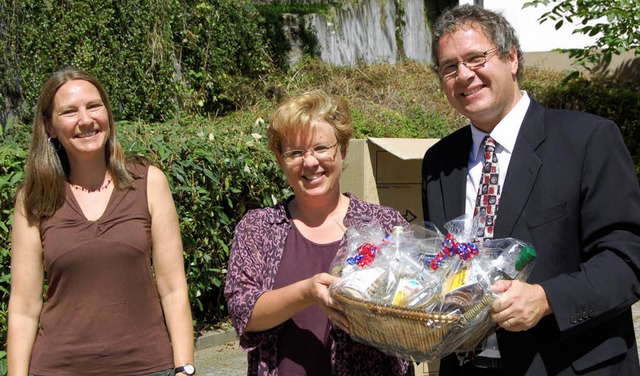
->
[460, 294, 495, 324]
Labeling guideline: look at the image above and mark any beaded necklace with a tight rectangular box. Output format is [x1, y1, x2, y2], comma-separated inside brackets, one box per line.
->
[69, 178, 112, 193]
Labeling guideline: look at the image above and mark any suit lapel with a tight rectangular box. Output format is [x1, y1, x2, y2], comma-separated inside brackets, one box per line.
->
[442, 129, 472, 222]
[496, 100, 545, 237]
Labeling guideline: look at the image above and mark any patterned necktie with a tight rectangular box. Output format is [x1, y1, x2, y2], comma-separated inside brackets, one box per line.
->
[474, 136, 500, 240]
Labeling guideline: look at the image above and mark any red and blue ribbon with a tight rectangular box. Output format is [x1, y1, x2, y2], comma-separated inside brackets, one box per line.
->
[430, 233, 479, 270]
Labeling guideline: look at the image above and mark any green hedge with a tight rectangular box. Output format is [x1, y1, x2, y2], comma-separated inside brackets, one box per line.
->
[0, 0, 285, 133]
[0, 124, 29, 373]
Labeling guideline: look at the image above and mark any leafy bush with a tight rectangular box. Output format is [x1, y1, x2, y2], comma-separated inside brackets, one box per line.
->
[1, 0, 179, 124]
[175, 1, 275, 115]
[0, 0, 279, 134]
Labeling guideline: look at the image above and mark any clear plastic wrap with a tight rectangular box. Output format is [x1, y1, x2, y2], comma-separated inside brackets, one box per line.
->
[329, 215, 537, 362]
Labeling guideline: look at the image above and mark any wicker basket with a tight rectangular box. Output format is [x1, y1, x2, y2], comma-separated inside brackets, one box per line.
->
[332, 290, 495, 362]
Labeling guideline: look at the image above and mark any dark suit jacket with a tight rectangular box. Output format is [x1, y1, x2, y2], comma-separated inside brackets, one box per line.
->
[422, 99, 640, 375]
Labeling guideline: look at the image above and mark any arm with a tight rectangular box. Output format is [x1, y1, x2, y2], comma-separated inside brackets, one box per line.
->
[493, 120, 640, 333]
[542, 120, 640, 331]
[225, 207, 350, 350]
[7, 192, 44, 376]
[147, 166, 194, 371]
[246, 272, 349, 333]
[244, 198, 409, 333]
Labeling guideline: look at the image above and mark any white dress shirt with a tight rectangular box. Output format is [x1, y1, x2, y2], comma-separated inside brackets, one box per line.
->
[464, 91, 531, 359]
[465, 92, 531, 216]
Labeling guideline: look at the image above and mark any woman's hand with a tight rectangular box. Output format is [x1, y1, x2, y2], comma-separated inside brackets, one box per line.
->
[307, 273, 350, 333]
[246, 272, 350, 333]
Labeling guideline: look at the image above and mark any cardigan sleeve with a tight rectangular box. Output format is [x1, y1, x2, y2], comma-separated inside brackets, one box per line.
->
[224, 209, 283, 350]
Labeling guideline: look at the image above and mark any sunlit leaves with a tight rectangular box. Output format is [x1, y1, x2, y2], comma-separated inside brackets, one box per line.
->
[523, 0, 640, 69]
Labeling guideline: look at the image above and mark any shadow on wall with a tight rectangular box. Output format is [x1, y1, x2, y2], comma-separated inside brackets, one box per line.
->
[606, 56, 640, 84]
[525, 49, 640, 83]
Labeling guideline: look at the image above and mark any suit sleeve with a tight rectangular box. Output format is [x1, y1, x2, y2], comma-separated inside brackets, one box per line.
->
[540, 119, 640, 333]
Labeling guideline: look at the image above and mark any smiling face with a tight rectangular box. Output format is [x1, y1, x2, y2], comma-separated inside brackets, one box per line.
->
[46, 79, 110, 162]
[438, 25, 521, 132]
[278, 118, 344, 201]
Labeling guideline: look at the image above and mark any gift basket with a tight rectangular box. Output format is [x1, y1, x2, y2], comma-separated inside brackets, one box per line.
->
[329, 215, 536, 362]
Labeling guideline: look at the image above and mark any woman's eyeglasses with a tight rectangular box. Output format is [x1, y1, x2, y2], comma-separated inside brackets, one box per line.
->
[438, 48, 499, 78]
[281, 143, 338, 164]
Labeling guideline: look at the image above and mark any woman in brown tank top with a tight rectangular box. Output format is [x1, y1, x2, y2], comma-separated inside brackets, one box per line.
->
[7, 68, 195, 375]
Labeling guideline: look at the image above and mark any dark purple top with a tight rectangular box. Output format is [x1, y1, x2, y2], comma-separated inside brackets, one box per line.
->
[224, 193, 414, 376]
[273, 224, 339, 375]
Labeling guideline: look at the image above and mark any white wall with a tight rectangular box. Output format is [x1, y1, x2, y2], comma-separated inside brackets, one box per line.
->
[459, 0, 597, 52]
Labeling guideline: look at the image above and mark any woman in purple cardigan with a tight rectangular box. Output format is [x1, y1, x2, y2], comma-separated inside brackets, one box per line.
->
[224, 90, 414, 376]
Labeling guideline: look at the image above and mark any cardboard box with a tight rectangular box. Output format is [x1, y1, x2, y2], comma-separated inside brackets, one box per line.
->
[341, 137, 440, 225]
[414, 359, 440, 375]
[341, 137, 442, 374]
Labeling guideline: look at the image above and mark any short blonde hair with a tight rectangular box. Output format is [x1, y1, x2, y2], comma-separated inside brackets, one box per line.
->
[267, 89, 353, 156]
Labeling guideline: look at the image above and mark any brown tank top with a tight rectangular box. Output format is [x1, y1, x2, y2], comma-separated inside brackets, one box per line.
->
[30, 163, 174, 375]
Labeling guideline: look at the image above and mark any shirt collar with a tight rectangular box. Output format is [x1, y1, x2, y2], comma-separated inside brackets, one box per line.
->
[470, 91, 531, 162]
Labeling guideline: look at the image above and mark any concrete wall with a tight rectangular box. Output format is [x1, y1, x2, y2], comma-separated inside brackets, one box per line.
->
[525, 50, 640, 77]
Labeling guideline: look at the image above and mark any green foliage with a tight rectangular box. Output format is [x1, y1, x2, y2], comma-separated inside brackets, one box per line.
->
[0, 0, 280, 134]
[523, 0, 640, 70]
[174, 1, 275, 114]
[255, 2, 334, 15]
[1, 0, 179, 124]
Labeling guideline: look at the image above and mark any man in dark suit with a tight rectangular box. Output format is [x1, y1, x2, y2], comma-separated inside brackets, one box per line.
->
[422, 4, 640, 375]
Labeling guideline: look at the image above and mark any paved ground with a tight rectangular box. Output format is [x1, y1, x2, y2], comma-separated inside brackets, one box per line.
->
[195, 339, 246, 376]
[195, 302, 640, 375]
[193, 326, 245, 376]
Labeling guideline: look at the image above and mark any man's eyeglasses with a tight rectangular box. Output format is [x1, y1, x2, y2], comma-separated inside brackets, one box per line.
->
[281, 143, 338, 164]
[438, 48, 499, 78]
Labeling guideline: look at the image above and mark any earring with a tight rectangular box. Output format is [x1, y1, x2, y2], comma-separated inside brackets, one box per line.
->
[48, 136, 61, 152]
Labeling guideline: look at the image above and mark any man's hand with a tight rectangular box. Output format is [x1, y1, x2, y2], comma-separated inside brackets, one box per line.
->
[490, 280, 552, 331]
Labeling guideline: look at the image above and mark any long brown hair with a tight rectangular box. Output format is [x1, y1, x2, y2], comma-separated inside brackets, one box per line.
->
[21, 67, 138, 223]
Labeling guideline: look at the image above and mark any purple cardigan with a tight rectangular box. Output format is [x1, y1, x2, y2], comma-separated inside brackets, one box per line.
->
[224, 193, 414, 376]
